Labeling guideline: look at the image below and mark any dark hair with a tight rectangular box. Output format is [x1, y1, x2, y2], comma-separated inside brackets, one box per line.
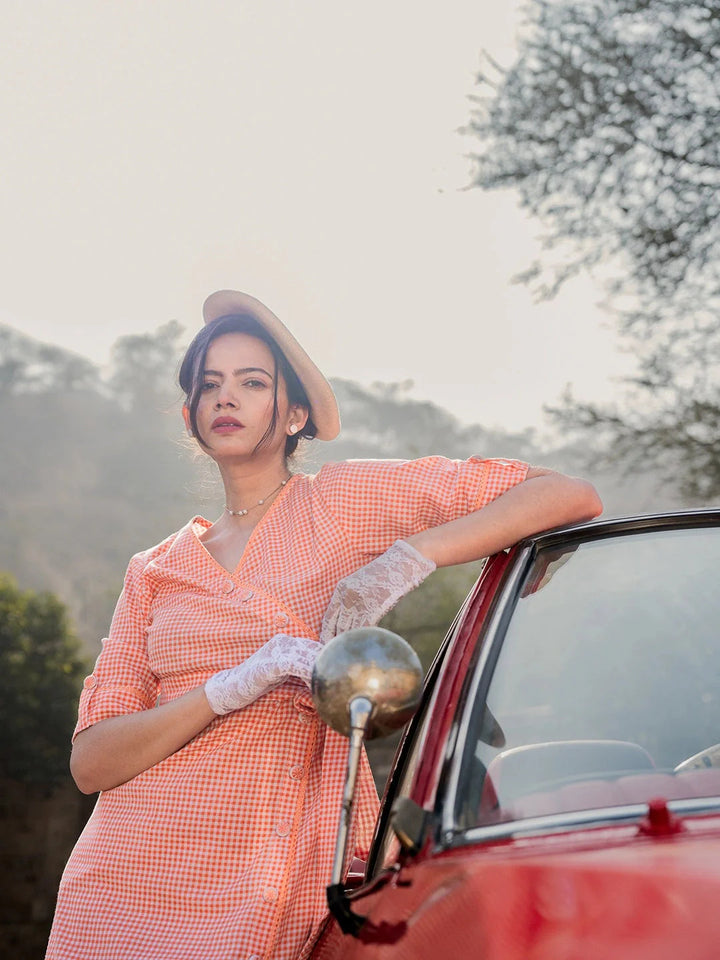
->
[178, 314, 316, 457]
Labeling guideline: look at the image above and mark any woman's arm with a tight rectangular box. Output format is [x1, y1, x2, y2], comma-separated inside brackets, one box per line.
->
[71, 632, 321, 794]
[320, 467, 602, 641]
[405, 467, 602, 567]
[70, 686, 216, 794]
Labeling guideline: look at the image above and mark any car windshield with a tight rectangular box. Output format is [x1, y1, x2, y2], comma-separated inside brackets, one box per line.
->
[460, 525, 720, 830]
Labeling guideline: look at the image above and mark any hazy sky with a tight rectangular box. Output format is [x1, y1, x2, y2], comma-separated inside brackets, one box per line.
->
[1, 0, 633, 431]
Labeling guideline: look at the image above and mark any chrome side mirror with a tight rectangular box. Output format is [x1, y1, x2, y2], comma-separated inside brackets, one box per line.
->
[312, 627, 423, 936]
[312, 625, 423, 738]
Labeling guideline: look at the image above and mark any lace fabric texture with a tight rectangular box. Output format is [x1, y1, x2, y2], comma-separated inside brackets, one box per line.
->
[320, 539, 436, 642]
[205, 633, 319, 715]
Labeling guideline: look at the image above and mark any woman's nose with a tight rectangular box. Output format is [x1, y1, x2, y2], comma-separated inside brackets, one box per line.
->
[214, 384, 237, 408]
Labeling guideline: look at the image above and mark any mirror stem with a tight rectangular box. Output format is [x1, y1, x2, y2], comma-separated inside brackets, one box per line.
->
[330, 695, 372, 886]
[326, 695, 374, 936]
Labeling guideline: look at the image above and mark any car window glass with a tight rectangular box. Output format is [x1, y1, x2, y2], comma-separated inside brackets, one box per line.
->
[459, 526, 720, 829]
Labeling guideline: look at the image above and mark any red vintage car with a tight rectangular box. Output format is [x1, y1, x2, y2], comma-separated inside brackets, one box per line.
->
[310, 509, 720, 959]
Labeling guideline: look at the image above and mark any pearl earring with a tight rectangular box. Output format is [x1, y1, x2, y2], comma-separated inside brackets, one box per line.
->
[289, 424, 298, 435]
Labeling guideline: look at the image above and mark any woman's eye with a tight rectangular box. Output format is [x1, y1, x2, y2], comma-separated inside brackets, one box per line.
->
[201, 381, 218, 391]
[244, 379, 267, 389]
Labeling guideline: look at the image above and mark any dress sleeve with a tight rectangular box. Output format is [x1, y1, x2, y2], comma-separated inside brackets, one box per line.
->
[74, 551, 159, 739]
[313, 456, 529, 556]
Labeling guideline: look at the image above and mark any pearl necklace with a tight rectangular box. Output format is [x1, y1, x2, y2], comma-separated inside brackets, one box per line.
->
[225, 478, 289, 518]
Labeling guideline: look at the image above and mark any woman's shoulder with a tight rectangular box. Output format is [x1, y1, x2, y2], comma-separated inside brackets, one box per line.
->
[124, 518, 204, 576]
[305, 455, 465, 487]
[294, 457, 475, 514]
[299, 458, 399, 493]
[299, 456, 528, 513]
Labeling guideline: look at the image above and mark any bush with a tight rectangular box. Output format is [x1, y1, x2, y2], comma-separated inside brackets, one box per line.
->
[0, 574, 88, 784]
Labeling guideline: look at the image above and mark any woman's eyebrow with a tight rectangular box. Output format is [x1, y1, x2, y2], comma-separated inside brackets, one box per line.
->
[203, 366, 274, 379]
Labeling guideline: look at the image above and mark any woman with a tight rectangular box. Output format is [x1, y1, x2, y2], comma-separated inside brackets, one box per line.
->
[46, 290, 602, 960]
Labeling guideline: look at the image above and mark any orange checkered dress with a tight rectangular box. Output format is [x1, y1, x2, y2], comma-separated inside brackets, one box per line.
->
[47, 456, 527, 960]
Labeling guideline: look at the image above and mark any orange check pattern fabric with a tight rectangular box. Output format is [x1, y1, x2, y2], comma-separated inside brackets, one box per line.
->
[47, 456, 528, 960]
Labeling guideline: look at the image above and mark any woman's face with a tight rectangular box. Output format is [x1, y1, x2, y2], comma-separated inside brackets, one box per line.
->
[188, 332, 305, 463]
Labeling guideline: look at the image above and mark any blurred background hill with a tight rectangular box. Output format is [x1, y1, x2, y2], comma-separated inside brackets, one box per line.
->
[0, 319, 688, 663]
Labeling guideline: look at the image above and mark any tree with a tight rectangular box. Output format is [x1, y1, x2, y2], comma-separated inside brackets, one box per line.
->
[467, 0, 720, 498]
[107, 320, 186, 413]
[314, 378, 539, 466]
[0, 325, 99, 395]
[0, 575, 89, 784]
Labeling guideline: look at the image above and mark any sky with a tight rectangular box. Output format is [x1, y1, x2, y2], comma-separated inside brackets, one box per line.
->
[0, 0, 634, 432]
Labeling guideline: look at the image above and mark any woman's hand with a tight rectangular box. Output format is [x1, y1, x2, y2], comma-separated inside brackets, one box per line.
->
[320, 540, 436, 643]
[404, 467, 602, 568]
[71, 633, 319, 794]
[204, 633, 319, 715]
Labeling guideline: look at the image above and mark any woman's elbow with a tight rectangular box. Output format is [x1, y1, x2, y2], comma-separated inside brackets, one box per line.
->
[70, 736, 107, 794]
[73, 779, 100, 796]
[70, 751, 98, 795]
[568, 477, 603, 522]
[526, 466, 602, 523]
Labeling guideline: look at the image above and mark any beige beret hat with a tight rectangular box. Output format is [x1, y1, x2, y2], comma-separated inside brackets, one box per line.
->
[202, 289, 340, 441]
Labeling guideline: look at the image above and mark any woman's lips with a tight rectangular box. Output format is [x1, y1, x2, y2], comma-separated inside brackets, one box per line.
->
[211, 417, 245, 433]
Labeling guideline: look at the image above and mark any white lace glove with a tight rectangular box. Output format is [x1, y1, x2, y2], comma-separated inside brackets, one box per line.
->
[204, 633, 320, 716]
[320, 539, 436, 643]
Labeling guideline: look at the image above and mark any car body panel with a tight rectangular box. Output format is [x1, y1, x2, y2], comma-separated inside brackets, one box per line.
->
[313, 818, 720, 959]
[310, 510, 720, 958]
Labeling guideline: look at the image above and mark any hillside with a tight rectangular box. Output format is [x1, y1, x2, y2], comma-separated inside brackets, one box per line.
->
[0, 322, 688, 655]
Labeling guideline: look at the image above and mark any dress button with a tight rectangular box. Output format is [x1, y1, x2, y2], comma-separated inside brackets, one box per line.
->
[289, 765, 305, 781]
[241, 588, 254, 602]
[275, 819, 292, 837]
[297, 712, 310, 725]
[222, 579, 235, 594]
[262, 885, 279, 904]
[274, 611, 290, 627]
[83, 675, 97, 690]
[248, 955, 261, 960]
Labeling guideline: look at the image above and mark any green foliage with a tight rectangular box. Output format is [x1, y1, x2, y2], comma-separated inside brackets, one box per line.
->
[0, 574, 89, 784]
[469, 0, 720, 316]
[381, 563, 484, 671]
[548, 381, 720, 503]
[468, 0, 720, 499]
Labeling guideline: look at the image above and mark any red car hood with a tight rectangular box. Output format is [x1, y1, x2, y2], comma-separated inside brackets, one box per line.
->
[466, 827, 720, 960]
[313, 814, 720, 960]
